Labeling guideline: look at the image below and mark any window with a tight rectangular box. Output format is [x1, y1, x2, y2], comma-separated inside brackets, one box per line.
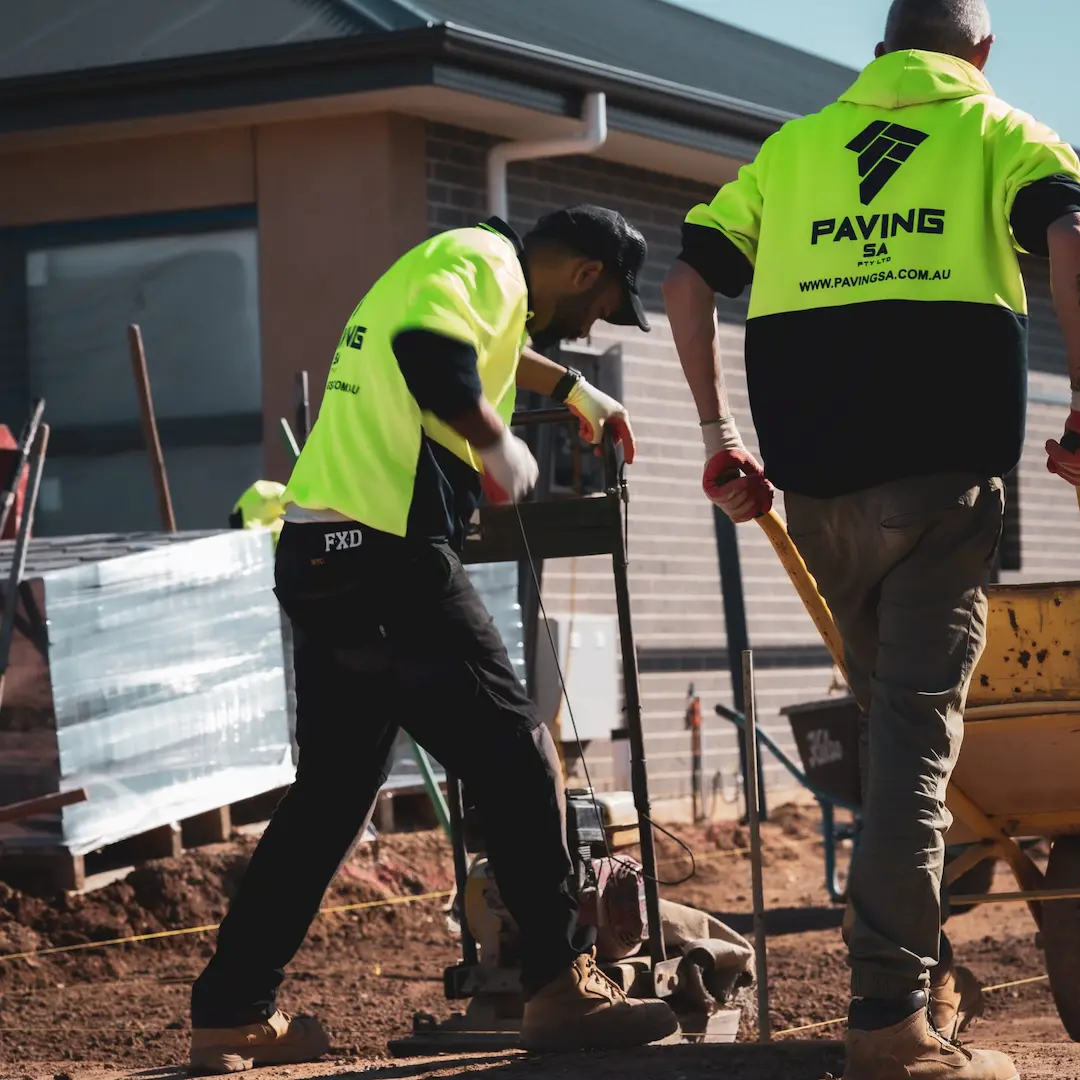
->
[1, 207, 261, 536]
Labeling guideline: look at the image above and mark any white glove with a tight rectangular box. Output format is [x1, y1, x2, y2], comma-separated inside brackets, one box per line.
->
[564, 377, 636, 463]
[477, 427, 540, 505]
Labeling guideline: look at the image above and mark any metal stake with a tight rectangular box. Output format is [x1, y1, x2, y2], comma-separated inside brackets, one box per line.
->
[742, 649, 770, 1042]
[0, 424, 50, 712]
[128, 324, 176, 532]
[295, 371, 311, 448]
[0, 398, 45, 541]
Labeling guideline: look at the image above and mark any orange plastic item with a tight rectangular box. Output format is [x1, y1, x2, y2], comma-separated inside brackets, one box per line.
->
[0, 425, 27, 540]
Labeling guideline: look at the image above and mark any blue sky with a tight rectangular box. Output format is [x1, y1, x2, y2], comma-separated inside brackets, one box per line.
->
[665, 0, 1080, 146]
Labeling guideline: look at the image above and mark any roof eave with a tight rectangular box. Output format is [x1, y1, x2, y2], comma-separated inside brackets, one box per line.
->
[0, 22, 799, 146]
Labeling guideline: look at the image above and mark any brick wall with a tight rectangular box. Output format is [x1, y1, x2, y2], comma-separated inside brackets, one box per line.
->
[426, 122, 1080, 807]
[426, 124, 749, 326]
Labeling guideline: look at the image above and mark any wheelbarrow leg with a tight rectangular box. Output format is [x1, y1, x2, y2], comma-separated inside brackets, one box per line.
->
[820, 799, 845, 903]
[946, 783, 1045, 928]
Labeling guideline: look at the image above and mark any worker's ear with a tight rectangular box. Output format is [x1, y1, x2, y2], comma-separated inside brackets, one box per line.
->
[571, 258, 605, 292]
[969, 33, 994, 71]
[873, 41, 886, 59]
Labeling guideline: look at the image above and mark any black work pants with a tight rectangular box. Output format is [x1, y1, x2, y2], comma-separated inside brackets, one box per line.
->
[191, 520, 588, 1028]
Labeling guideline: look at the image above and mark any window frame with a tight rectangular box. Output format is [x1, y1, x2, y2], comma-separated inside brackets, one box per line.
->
[2, 203, 261, 457]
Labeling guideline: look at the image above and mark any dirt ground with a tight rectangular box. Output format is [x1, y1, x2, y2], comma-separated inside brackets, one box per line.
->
[1, 803, 1077, 1080]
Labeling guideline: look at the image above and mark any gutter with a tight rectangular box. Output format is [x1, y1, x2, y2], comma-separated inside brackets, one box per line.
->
[440, 23, 797, 143]
[0, 22, 798, 145]
[487, 91, 608, 219]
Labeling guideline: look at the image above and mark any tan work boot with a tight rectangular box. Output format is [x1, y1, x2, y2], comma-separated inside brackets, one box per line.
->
[843, 1004, 1018, 1080]
[520, 948, 680, 1052]
[188, 1010, 330, 1074]
[930, 961, 985, 1040]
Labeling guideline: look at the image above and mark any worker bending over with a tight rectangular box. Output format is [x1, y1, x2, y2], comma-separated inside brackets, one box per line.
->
[664, 1, 1080, 1078]
[187, 205, 679, 1073]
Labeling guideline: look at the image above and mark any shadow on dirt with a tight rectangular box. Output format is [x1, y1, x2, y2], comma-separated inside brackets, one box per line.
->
[710, 905, 846, 937]
[306, 1041, 847, 1080]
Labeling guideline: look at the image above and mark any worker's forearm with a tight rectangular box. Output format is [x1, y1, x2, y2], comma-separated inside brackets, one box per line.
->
[662, 259, 731, 422]
[516, 345, 567, 396]
[1048, 213, 1080, 397]
[446, 396, 506, 451]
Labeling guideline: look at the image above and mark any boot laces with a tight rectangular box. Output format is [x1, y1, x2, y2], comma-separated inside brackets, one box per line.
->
[581, 949, 630, 1002]
[928, 1007, 972, 1061]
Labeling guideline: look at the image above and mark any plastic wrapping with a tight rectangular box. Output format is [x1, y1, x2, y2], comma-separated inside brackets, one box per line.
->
[0, 533, 525, 851]
[0, 529, 294, 857]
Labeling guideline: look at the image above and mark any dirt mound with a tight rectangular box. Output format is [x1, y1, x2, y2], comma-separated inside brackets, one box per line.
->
[0, 828, 456, 993]
[0, 804, 1066, 1071]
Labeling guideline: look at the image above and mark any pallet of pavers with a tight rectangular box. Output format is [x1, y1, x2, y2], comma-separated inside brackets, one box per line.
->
[0, 528, 297, 891]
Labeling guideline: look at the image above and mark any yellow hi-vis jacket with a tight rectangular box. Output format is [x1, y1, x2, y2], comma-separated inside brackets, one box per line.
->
[679, 49, 1080, 498]
[232, 480, 286, 547]
[281, 224, 529, 537]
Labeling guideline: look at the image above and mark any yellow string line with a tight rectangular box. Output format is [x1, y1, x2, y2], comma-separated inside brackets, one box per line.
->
[0, 890, 453, 964]
[982, 973, 1049, 993]
[772, 973, 1051, 1038]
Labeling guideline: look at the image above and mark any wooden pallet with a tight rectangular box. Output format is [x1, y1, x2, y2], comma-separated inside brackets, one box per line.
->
[0, 779, 444, 894]
[373, 783, 444, 833]
[0, 786, 292, 894]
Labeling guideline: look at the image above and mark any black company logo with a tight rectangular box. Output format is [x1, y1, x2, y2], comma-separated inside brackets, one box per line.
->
[846, 121, 928, 205]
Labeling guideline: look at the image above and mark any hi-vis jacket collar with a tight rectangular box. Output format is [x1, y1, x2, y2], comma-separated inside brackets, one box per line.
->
[479, 215, 534, 321]
[839, 49, 994, 111]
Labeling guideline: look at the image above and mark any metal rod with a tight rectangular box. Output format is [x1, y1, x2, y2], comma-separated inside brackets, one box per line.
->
[714, 508, 766, 823]
[279, 417, 302, 463]
[510, 407, 576, 427]
[0, 424, 50, 710]
[444, 773, 478, 965]
[0, 786, 88, 824]
[0, 398, 44, 541]
[409, 739, 451, 840]
[742, 649, 770, 1042]
[295, 371, 311, 447]
[611, 463, 665, 966]
[949, 888, 1080, 905]
[128, 324, 176, 532]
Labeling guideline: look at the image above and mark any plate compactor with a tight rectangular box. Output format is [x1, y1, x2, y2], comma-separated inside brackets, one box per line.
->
[388, 410, 744, 1055]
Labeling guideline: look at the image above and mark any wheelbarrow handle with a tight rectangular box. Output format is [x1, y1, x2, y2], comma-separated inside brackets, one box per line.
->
[754, 508, 861, 707]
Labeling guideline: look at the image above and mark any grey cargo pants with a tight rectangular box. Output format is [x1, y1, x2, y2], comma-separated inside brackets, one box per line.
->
[784, 472, 1004, 999]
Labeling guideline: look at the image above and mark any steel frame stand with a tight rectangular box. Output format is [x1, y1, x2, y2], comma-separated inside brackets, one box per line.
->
[712, 507, 767, 823]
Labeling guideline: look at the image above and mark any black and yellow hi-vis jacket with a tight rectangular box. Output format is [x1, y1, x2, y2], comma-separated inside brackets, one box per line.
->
[679, 49, 1080, 498]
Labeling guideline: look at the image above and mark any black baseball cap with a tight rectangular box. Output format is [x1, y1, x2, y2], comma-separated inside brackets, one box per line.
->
[529, 204, 650, 332]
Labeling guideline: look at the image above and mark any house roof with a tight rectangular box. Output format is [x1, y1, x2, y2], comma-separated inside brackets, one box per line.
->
[413, 0, 858, 118]
[0, 0, 857, 115]
[0, 0, 859, 139]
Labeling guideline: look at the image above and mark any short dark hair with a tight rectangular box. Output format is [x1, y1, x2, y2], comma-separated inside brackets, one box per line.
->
[884, 0, 991, 57]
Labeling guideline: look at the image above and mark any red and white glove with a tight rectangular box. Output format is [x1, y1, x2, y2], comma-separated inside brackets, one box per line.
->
[478, 427, 539, 505]
[564, 378, 636, 464]
[701, 416, 774, 523]
[1046, 408, 1080, 486]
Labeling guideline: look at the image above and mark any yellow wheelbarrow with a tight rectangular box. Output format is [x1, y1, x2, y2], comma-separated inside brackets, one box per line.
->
[757, 508, 1080, 1040]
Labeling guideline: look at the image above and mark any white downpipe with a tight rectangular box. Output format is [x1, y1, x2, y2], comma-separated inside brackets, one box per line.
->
[486, 92, 608, 219]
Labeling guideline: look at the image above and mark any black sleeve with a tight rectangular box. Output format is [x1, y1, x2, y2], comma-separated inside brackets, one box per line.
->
[1010, 174, 1080, 256]
[676, 222, 755, 298]
[392, 329, 483, 422]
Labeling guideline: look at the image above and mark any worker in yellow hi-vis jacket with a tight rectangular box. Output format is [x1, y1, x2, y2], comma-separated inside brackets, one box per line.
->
[188, 206, 678, 1074]
[229, 480, 286, 548]
[663, 2, 1080, 1079]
